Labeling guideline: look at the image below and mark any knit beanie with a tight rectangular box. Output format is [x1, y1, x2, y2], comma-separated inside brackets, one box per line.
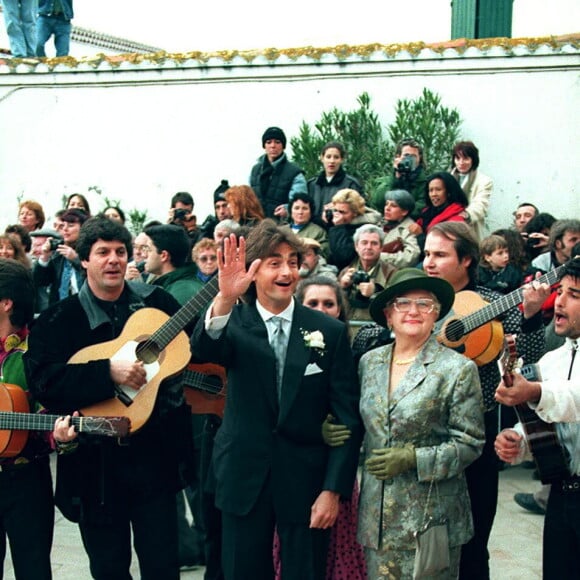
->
[261, 127, 287, 148]
[384, 189, 416, 214]
[213, 180, 230, 204]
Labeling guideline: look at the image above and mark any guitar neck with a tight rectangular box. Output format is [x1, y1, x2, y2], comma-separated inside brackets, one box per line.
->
[149, 277, 219, 350]
[461, 265, 565, 334]
[0, 412, 130, 437]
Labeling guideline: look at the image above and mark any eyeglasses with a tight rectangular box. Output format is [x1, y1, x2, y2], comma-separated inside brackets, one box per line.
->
[390, 297, 438, 314]
[198, 255, 217, 263]
[133, 244, 150, 252]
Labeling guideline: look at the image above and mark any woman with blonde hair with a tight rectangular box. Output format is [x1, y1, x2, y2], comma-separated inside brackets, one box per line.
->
[327, 188, 381, 270]
[224, 185, 265, 227]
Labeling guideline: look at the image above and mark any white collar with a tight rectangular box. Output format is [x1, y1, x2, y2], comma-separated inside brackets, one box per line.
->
[256, 298, 295, 325]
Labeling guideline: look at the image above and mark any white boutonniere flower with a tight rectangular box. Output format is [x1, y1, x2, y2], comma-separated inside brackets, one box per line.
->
[302, 329, 326, 356]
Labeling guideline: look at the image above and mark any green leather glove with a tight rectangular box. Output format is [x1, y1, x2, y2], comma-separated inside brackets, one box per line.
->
[365, 444, 416, 480]
[321, 414, 352, 447]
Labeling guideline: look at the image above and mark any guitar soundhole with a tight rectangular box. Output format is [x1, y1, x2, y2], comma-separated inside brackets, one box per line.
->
[136, 341, 160, 364]
[444, 320, 466, 342]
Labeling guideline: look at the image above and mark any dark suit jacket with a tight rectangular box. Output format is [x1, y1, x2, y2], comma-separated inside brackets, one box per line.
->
[191, 300, 362, 523]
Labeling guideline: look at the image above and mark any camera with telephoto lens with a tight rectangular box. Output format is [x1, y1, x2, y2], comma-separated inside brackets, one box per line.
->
[49, 238, 62, 251]
[173, 208, 188, 220]
[352, 270, 370, 284]
[396, 154, 417, 174]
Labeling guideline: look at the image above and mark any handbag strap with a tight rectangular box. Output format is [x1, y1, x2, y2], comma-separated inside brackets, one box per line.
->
[421, 449, 442, 526]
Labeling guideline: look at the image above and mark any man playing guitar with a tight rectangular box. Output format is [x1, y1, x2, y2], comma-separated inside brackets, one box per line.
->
[423, 222, 548, 580]
[495, 257, 580, 579]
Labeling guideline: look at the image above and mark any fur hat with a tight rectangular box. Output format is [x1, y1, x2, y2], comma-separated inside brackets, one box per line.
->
[261, 127, 286, 148]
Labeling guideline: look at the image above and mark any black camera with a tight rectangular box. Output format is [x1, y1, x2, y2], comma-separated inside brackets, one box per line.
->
[135, 261, 146, 273]
[396, 154, 417, 174]
[173, 208, 188, 220]
[324, 209, 334, 223]
[352, 270, 370, 284]
[49, 238, 62, 251]
[525, 236, 540, 248]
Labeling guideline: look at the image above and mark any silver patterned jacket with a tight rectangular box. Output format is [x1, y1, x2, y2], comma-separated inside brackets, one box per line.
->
[357, 336, 485, 551]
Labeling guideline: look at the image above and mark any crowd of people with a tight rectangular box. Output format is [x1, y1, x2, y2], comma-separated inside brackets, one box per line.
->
[0, 127, 577, 579]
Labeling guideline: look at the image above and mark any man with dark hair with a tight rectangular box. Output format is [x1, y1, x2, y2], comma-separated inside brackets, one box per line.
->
[495, 256, 580, 579]
[143, 223, 206, 569]
[24, 217, 194, 579]
[513, 202, 539, 233]
[0, 259, 54, 579]
[249, 126, 307, 220]
[33, 207, 88, 305]
[191, 219, 361, 579]
[370, 138, 428, 218]
[169, 191, 201, 246]
[423, 221, 547, 580]
[144, 224, 200, 305]
[532, 219, 580, 273]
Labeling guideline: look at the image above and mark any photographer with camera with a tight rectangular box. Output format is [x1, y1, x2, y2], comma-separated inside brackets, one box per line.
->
[326, 188, 381, 271]
[168, 191, 201, 248]
[369, 138, 428, 219]
[33, 208, 88, 306]
[338, 224, 397, 336]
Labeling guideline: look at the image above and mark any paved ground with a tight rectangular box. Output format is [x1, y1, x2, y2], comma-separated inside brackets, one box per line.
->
[3, 460, 542, 578]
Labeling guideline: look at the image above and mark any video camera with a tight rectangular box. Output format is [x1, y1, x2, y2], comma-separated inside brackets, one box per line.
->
[396, 154, 417, 174]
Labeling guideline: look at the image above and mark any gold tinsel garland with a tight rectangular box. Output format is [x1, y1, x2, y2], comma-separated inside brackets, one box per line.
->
[0, 35, 578, 72]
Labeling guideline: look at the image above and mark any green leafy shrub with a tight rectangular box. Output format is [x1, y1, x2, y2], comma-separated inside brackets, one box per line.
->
[386, 88, 462, 173]
[290, 92, 389, 193]
[290, 89, 462, 195]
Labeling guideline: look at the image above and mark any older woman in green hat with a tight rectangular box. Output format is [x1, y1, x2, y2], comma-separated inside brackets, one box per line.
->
[357, 268, 485, 579]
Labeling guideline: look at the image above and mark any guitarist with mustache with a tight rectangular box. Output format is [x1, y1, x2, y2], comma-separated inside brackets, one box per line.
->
[494, 257, 580, 579]
[0, 259, 54, 579]
[422, 222, 548, 580]
[24, 217, 194, 580]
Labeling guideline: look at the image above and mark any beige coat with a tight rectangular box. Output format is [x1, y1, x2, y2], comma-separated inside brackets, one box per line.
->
[451, 168, 493, 240]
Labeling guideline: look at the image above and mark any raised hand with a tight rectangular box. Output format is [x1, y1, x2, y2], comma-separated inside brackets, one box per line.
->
[213, 234, 261, 316]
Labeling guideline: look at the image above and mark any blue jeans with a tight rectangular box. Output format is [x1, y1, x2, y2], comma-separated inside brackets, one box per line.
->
[36, 14, 71, 57]
[1, 0, 37, 57]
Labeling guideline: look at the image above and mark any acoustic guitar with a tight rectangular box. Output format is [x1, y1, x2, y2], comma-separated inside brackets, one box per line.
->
[498, 336, 569, 484]
[0, 382, 130, 458]
[70, 277, 219, 434]
[437, 262, 570, 365]
[183, 362, 226, 419]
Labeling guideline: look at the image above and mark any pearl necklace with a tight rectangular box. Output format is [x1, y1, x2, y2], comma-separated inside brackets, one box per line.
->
[393, 356, 416, 365]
